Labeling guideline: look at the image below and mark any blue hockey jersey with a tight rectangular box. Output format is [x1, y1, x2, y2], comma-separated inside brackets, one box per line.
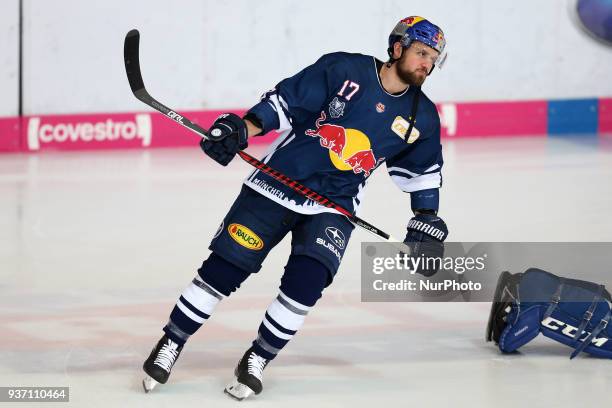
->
[245, 52, 443, 215]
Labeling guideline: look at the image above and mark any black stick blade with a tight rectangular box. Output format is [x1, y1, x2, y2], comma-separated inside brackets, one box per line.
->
[124, 29, 145, 93]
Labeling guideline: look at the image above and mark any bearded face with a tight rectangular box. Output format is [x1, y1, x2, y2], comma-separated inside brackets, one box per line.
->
[396, 58, 428, 86]
[394, 42, 439, 86]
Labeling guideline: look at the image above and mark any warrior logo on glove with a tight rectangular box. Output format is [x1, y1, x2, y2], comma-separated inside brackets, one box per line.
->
[403, 214, 448, 277]
[407, 217, 446, 241]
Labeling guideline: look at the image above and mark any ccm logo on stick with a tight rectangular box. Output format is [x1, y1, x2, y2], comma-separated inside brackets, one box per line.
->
[168, 111, 185, 124]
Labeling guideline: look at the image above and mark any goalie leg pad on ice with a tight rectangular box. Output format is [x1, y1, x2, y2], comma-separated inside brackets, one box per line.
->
[487, 268, 612, 359]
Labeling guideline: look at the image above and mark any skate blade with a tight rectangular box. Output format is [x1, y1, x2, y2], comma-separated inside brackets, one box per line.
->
[142, 376, 159, 393]
[224, 379, 255, 401]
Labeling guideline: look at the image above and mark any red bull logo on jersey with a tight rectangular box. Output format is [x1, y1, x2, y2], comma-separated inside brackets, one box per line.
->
[306, 111, 384, 177]
[343, 150, 382, 176]
[306, 121, 346, 157]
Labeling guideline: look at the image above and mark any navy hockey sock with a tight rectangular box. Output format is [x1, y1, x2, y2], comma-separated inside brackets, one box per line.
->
[164, 252, 250, 345]
[251, 255, 329, 360]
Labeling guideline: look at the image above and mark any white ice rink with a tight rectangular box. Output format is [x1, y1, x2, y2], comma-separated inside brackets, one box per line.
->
[1, 136, 612, 407]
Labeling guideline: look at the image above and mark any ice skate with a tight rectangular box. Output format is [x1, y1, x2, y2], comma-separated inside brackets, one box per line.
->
[142, 335, 183, 393]
[224, 347, 270, 401]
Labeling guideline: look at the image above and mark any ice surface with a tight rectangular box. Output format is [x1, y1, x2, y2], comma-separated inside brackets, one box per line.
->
[1, 135, 612, 407]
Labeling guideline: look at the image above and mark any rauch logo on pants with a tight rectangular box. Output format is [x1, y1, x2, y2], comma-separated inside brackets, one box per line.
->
[228, 223, 264, 251]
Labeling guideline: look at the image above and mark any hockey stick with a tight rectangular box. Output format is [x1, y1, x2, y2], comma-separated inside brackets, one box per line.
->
[124, 29, 407, 246]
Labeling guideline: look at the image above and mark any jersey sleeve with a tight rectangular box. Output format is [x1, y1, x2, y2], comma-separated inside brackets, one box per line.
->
[386, 114, 443, 195]
[246, 53, 349, 135]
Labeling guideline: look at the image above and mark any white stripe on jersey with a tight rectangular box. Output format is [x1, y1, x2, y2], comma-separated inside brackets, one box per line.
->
[390, 172, 442, 193]
[425, 163, 441, 172]
[243, 181, 341, 215]
[267, 93, 292, 132]
[353, 180, 367, 217]
[387, 166, 420, 178]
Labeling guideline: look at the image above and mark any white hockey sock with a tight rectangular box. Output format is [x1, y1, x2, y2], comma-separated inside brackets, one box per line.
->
[165, 275, 224, 343]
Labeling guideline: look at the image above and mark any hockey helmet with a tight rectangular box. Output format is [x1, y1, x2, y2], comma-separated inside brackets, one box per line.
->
[387, 16, 447, 69]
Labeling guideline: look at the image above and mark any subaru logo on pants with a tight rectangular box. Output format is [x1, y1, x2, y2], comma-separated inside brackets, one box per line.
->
[325, 226, 346, 249]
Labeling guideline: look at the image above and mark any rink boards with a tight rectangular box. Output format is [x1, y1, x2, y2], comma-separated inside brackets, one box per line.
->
[1, 97, 612, 153]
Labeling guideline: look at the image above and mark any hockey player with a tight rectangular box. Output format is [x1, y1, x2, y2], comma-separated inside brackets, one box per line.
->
[143, 16, 449, 400]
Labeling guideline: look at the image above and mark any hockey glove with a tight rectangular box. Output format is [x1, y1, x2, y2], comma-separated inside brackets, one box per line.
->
[200, 113, 248, 166]
[403, 214, 448, 276]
